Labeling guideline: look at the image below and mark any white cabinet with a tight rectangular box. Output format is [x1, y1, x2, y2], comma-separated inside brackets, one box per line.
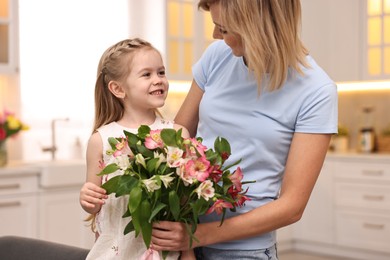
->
[39, 187, 95, 249]
[292, 159, 335, 244]
[301, 0, 364, 82]
[333, 159, 390, 254]
[0, 173, 39, 238]
[293, 154, 390, 260]
[0, 0, 19, 73]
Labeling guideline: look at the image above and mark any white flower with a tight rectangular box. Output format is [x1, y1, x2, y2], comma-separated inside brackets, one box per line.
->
[135, 154, 147, 168]
[159, 173, 175, 188]
[154, 151, 166, 169]
[195, 180, 215, 201]
[142, 177, 161, 192]
[115, 154, 131, 171]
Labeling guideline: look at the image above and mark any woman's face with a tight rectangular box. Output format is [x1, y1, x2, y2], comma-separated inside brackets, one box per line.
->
[209, 3, 244, 57]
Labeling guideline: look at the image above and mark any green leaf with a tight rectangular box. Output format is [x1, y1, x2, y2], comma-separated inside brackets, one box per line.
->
[138, 125, 151, 139]
[140, 200, 152, 248]
[168, 190, 180, 221]
[191, 198, 209, 216]
[124, 220, 135, 235]
[108, 137, 120, 150]
[161, 128, 178, 147]
[146, 158, 159, 173]
[130, 206, 141, 237]
[97, 163, 119, 176]
[101, 175, 120, 194]
[149, 201, 167, 222]
[115, 175, 139, 197]
[214, 137, 231, 156]
[129, 186, 142, 213]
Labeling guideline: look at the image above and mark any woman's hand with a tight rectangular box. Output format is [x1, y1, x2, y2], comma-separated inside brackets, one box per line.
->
[151, 221, 193, 252]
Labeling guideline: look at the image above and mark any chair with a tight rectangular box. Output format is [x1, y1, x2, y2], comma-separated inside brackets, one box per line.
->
[0, 236, 89, 260]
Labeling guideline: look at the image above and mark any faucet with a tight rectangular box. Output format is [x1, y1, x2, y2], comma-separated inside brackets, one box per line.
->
[42, 118, 69, 160]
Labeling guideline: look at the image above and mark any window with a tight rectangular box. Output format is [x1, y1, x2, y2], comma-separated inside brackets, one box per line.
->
[366, 0, 390, 77]
[166, 0, 214, 80]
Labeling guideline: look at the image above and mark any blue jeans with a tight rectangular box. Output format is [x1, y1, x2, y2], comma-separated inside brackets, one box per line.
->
[194, 244, 278, 260]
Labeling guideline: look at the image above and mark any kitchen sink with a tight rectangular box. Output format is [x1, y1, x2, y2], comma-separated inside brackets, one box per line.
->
[25, 160, 86, 188]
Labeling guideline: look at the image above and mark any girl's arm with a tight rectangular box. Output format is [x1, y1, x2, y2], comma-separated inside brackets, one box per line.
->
[79, 132, 107, 215]
[150, 132, 331, 251]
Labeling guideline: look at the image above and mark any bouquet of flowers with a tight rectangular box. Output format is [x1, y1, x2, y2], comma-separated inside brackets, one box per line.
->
[0, 109, 29, 141]
[98, 125, 252, 258]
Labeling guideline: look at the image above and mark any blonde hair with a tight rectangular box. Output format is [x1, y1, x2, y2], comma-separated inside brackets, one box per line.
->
[93, 38, 162, 134]
[198, 0, 309, 92]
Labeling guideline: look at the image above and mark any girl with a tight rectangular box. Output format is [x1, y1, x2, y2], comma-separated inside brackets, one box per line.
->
[79, 38, 194, 260]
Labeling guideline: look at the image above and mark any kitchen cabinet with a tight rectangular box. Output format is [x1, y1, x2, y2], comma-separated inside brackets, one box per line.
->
[301, 0, 390, 82]
[0, 0, 19, 73]
[0, 164, 94, 250]
[334, 159, 390, 254]
[292, 154, 390, 260]
[0, 171, 39, 238]
[39, 187, 95, 249]
[301, 0, 364, 82]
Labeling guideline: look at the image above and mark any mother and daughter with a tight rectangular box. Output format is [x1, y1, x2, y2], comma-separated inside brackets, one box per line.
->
[80, 0, 337, 259]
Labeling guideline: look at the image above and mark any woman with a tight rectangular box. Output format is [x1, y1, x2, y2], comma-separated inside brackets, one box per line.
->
[151, 1, 338, 259]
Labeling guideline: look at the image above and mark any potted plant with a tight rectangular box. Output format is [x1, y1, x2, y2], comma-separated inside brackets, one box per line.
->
[377, 125, 390, 153]
[330, 125, 349, 153]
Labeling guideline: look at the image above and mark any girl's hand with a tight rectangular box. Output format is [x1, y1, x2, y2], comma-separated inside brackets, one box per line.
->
[79, 182, 107, 213]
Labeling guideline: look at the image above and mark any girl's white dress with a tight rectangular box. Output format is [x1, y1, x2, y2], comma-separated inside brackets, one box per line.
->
[86, 117, 179, 260]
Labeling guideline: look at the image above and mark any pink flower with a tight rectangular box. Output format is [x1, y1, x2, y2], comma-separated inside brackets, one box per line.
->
[113, 138, 132, 157]
[229, 167, 243, 192]
[166, 146, 184, 167]
[206, 199, 234, 215]
[144, 129, 164, 149]
[185, 157, 211, 182]
[184, 138, 207, 158]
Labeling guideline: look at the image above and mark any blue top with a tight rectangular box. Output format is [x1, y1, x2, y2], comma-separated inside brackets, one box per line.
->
[193, 40, 338, 250]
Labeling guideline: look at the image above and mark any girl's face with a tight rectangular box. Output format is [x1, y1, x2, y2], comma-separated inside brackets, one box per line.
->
[210, 3, 244, 57]
[123, 49, 169, 111]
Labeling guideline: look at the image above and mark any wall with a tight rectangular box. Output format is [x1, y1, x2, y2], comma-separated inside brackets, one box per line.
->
[338, 87, 390, 152]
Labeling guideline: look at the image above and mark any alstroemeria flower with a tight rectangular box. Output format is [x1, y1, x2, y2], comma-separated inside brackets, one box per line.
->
[153, 151, 166, 169]
[135, 154, 147, 168]
[113, 138, 132, 157]
[166, 146, 184, 167]
[195, 180, 215, 201]
[229, 167, 243, 192]
[142, 177, 161, 192]
[159, 173, 175, 188]
[185, 156, 211, 182]
[115, 154, 131, 171]
[144, 129, 164, 149]
[206, 199, 234, 215]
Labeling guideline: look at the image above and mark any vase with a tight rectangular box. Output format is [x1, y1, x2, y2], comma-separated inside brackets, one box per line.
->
[0, 141, 7, 167]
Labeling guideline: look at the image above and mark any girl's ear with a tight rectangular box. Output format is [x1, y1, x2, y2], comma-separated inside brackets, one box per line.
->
[108, 81, 125, 99]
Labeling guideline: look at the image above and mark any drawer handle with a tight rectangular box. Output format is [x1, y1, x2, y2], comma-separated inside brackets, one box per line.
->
[363, 194, 384, 201]
[0, 201, 22, 208]
[361, 170, 384, 177]
[0, 184, 21, 190]
[363, 223, 385, 230]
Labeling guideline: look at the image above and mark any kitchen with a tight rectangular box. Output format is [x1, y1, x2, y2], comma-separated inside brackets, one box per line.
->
[1, 0, 390, 259]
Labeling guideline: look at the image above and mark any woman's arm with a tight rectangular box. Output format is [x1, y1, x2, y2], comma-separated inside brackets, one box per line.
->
[174, 80, 203, 137]
[151, 132, 331, 251]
